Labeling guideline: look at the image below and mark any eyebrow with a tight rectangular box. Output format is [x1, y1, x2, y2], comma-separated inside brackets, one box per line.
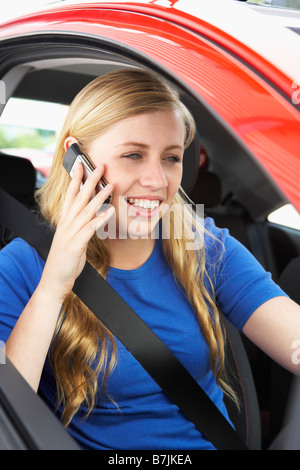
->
[114, 141, 184, 151]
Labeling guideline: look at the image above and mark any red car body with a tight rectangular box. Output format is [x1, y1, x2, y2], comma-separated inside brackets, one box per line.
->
[0, 0, 300, 211]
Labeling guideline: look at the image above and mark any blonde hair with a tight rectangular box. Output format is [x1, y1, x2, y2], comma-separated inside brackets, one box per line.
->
[37, 68, 234, 425]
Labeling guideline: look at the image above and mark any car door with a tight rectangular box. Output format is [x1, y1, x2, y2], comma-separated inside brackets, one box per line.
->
[0, 2, 300, 449]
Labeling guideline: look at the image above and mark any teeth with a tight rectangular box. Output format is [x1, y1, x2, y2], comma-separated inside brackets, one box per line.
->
[127, 198, 160, 211]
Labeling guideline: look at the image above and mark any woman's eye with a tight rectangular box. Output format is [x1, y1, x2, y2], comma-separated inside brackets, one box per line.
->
[123, 153, 141, 160]
[165, 155, 181, 163]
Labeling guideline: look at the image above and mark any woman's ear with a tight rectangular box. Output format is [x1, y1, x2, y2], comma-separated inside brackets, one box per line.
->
[64, 136, 78, 152]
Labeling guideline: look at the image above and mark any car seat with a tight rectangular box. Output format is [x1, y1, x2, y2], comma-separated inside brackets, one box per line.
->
[268, 256, 300, 443]
[0, 152, 37, 248]
[185, 147, 262, 449]
[0, 152, 36, 206]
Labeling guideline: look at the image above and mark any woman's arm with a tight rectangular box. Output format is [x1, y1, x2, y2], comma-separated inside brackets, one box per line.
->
[5, 163, 114, 391]
[5, 282, 64, 391]
[242, 296, 300, 375]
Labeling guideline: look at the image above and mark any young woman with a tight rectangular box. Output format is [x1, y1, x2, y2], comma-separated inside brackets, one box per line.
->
[0, 69, 299, 450]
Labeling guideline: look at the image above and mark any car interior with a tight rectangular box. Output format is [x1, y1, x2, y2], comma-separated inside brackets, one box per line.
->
[0, 33, 300, 450]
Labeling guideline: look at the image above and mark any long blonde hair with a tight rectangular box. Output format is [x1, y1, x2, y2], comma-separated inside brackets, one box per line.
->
[37, 68, 233, 425]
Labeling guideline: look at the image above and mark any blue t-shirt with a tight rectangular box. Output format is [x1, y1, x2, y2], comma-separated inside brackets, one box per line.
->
[0, 218, 286, 450]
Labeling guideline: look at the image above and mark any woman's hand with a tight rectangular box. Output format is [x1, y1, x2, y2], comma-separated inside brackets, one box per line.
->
[39, 163, 114, 303]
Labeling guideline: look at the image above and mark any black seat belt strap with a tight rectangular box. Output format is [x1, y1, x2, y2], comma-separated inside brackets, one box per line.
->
[0, 188, 247, 450]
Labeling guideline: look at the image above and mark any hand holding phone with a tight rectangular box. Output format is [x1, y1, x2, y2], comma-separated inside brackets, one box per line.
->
[40, 142, 114, 303]
[63, 143, 112, 204]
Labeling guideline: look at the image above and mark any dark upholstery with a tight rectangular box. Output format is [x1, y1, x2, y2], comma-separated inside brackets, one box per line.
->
[185, 143, 261, 448]
[0, 152, 36, 206]
[0, 152, 37, 247]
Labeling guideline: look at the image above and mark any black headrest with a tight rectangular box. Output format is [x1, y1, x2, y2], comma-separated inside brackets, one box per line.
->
[189, 169, 222, 208]
[181, 133, 201, 195]
[181, 133, 222, 208]
[277, 256, 300, 305]
[0, 153, 36, 206]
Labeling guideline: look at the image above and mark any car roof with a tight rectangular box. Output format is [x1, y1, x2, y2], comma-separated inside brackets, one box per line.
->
[1, 0, 300, 82]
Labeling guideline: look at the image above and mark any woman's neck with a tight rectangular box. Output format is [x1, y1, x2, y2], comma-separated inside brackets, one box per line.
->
[105, 236, 156, 270]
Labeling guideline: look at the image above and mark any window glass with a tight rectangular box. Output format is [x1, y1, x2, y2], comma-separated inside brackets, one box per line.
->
[247, 0, 300, 9]
[0, 97, 68, 185]
[268, 204, 300, 230]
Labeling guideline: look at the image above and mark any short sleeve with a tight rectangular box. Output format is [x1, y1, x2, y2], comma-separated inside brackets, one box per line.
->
[204, 218, 288, 331]
[0, 238, 44, 343]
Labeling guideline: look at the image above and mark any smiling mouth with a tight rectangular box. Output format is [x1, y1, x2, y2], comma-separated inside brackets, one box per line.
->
[126, 197, 162, 212]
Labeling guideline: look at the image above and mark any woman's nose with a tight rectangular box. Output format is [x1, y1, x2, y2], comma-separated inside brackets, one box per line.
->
[139, 161, 168, 189]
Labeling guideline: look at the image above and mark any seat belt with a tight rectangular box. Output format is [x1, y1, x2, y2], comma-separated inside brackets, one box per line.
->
[0, 188, 248, 450]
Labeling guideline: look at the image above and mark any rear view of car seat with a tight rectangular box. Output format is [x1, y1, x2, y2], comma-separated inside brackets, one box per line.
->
[187, 158, 262, 448]
[0, 152, 36, 206]
[268, 256, 300, 442]
[0, 152, 36, 247]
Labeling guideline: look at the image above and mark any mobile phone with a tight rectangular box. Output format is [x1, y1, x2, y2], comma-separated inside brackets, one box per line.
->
[63, 143, 112, 204]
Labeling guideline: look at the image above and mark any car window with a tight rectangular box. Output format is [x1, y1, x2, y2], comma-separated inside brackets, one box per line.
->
[0, 97, 68, 185]
[268, 203, 300, 230]
[247, 0, 300, 9]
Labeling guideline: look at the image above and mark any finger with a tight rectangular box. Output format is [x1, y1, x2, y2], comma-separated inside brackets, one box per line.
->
[63, 164, 105, 222]
[90, 182, 113, 213]
[74, 165, 105, 208]
[74, 183, 114, 228]
[96, 204, 115, 225]
[61, 163, 84, 218]
[80, 204, 115, 241]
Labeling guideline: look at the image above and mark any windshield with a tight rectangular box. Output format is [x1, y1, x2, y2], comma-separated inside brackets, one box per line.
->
[246, 0, 300, 10]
